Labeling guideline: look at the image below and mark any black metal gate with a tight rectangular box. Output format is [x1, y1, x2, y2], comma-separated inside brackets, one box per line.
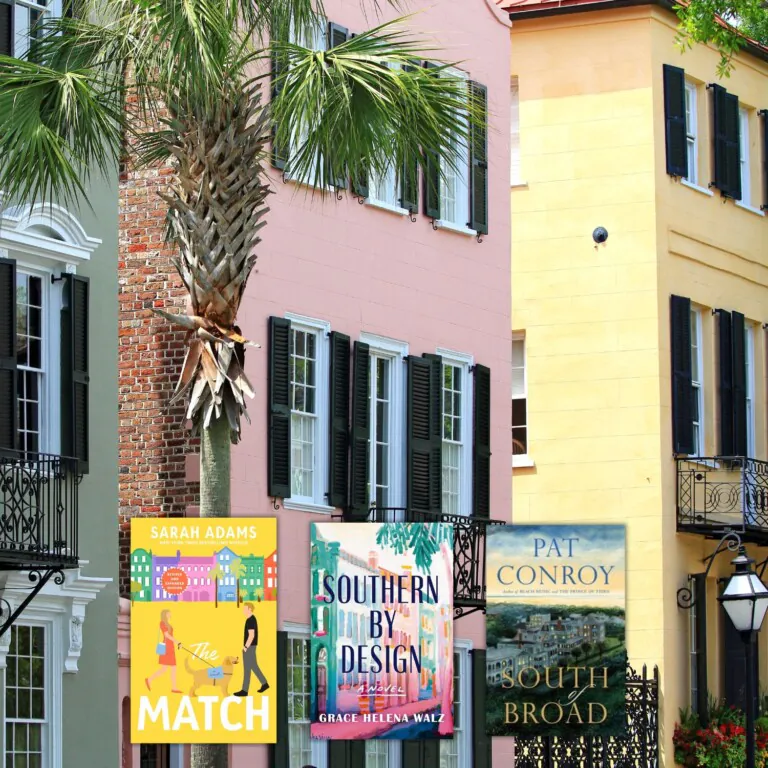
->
[513, 664, 660, 768]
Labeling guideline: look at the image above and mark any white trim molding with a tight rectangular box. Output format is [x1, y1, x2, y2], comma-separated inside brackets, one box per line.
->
[0, 564, 111, 674]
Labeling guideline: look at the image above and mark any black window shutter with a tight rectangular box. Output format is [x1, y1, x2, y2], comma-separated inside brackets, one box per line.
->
[61, 274, 89, 473]
[670, 295, 694, 455]
[712, 85, 741, 199]
[270, 18, 289, 170]
[348, 342, 370, 520]
[268, 316, 291, 498]
[400, 152, 419, 216]
[761, 110, 768, 210]
[469, 81, 489, 234]
[472, 649, 492, 768]
[328, 332, 350, 508]
[731, 310, 747, 456]
[718, 310, 734, 456]
[0, 258, 17, 455]
[662, 64, 688, 178]
[402, 741, 422, 767]
[692, 574, 709, 725]
[422, 741, 440, 768]
[270, 631, 289, 768]
[423, 62, 441, 220]
[326, 22, 351, 190]
[0, 0, 13, 57]
[352, 170, 369, 199]
[407, 354, 441, 514]
[330, 740, 365, 768]
[472, 364, 491, 518]
[721, 591, 759, 712]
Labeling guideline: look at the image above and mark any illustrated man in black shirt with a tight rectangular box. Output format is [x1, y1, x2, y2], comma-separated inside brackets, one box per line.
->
[234, 602, 269, 696]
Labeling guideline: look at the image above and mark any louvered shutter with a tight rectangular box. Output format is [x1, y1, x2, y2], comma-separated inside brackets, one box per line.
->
[731, 311, 747, 457]
[0, 0, 12, 57]
[407, 354, 441, 514]
[423, 63, 441, 219]
[270, 16, 289, 170]
[670, 295, 694, 455]
[352, 171, 369, 199]
[400, 152, 419, 216]
[692, 574, 708, 724]
[402, 741, 422, 767]
[469, 81, 489, 234]
[326, 22, 350, 190]
[721, 592, 759, 712]
[718, 310, 734, 456]
[712, 85, 741, 199]
[348, 342, 370, 520]
[268, 317, 291, 498]
[0, 258, 17, 455]
[663, 65, 688, 178]
[270, 631, 289, 768]
[472, 364, 491, 518]
[330, 740, 365, 768]
[761, 110, 768, 210]
[472, 649, 492, 768]
[328, 332, 350, 508]
[61, 274, 89, 472]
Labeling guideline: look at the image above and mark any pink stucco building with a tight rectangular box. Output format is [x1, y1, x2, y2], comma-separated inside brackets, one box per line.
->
[118, 1, 512, 766]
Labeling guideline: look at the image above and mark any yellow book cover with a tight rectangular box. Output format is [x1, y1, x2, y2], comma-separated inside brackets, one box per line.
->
[130, 518, 277, 744]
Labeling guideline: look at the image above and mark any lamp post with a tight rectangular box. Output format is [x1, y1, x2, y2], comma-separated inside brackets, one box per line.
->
[717, 546, 768, 768]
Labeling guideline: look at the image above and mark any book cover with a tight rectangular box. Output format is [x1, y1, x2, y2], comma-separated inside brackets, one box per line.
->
[310, 522, 454, 740]
[485, 524, 627, 737]
[130, 518, 277, 744]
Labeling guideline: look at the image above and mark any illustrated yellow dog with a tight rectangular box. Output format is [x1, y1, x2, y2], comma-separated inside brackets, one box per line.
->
[185, 655, 240, 698]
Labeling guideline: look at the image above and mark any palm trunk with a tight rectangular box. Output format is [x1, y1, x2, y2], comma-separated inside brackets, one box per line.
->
[191, 415, 231, 768]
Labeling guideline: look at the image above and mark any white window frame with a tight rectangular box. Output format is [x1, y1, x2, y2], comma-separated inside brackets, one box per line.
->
[437, 348, 473, 517]
[283, 313, 333, 513]
[739, 106, 751, 207]
[439, 640, 472, 768]
[283, 624, 328, 768]
[435, 68, 475, 236]
[745, 321, 755, 457]
[690, 306, 705, 457]
[512, 334, 532, 468]
[360, 333, 408, 512]
[684, 80, 698, 186]
[7, 0, 63, 59]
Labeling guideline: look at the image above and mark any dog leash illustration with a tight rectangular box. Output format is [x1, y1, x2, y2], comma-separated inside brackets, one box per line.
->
[177, 643, 217, 669]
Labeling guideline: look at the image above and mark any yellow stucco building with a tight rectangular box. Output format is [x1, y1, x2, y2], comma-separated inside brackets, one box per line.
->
[506, 0, 768, 763]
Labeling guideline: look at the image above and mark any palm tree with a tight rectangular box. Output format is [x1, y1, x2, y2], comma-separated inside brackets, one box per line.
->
[230, 557, 247, 606]
[208, 564, 225, 608]
[0, 3, 478, 766]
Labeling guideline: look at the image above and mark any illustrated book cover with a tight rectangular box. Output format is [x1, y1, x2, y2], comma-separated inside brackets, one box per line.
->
[130, 518, 277, 744]
[310, 521, 454, 740]
[485, 524, 627, 737]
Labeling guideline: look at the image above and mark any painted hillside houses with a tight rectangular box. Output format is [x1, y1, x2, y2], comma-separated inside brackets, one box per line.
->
[116, 1, 512, 766]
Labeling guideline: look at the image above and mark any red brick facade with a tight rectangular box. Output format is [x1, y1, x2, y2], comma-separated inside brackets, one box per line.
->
[117, 160, 199, 597]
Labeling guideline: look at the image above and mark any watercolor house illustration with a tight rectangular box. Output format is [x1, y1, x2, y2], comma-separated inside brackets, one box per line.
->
[130, 548, 152, 602]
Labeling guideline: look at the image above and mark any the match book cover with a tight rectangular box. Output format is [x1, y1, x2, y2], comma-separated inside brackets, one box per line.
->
[130, 518, 277, 744]
[310, 522, 454, 740]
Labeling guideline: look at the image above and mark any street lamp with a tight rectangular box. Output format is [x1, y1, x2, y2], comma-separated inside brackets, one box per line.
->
[718, 546, 768, 768]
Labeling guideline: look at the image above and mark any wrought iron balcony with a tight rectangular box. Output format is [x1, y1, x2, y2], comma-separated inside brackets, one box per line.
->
[336, 506, 506, 619]
[677, 457, 768, 544]
[0, 451, 81, 570]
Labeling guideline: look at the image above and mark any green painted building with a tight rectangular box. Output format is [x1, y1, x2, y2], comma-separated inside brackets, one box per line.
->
[241, 553, 265, 601]
[130, 548, 153, 602]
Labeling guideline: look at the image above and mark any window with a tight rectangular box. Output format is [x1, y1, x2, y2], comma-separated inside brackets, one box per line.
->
[745, 322, 755, 457]
[439, 69, 470, 228]
[1, 0, 62, 59]
[15, 271, 44, 454]
[365, 741, 401, 768]
[287, 315, 330, 507]
[370, 356, 391, 508]
[512, 336, 528, 457]
[439, 647, 470, 768]
[690, 308, 704, 455]
[684, 81, 698, 185]
[739, 107, 751, 207]
[140, 744, 171, 768]
[439, 351, 472, 516]
[6, 624, 47, 767]
[288, 633, 327, 768]
[510, 76, 522, 185]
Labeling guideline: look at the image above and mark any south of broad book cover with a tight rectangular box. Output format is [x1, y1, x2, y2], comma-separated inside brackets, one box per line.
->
[310, 522, 454, 740]
[130, 518, 277, 744]
[485, 524, 627, 737]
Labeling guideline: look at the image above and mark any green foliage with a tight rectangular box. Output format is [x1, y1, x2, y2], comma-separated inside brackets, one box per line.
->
[375, 522, 446, 574]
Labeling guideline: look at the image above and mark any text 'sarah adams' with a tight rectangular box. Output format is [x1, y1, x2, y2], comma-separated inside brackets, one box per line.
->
[310, 522, 455, 740]
[130, 519, 278, 744]
[485, 524, 627, 738]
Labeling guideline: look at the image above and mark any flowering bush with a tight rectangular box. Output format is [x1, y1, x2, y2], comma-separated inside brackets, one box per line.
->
[674, 702, 768, 767]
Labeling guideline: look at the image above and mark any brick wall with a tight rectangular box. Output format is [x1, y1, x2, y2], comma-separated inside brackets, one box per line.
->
[118, 159, 199, 597]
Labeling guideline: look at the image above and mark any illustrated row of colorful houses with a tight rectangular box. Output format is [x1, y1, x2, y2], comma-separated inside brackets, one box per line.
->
[129, 546, 277, 603]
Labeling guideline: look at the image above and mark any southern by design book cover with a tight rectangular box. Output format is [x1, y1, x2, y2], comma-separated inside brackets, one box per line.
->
[485, 524, 627, 737]
[130, 518, 277, 744]
[310, 522, 454, 740]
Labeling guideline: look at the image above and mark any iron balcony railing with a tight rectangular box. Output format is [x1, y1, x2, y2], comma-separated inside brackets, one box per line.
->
[336, 506, 506, 619]
[677, 456, 768, 543]
[0, 451, 81, 569]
